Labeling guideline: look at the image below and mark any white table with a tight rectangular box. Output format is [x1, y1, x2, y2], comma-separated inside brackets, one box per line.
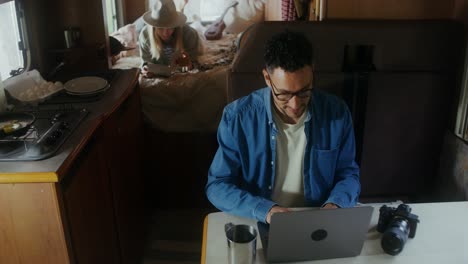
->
[202, 201, 468, 263]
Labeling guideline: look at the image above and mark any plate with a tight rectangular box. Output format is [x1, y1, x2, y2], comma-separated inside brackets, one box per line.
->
[66, 85, 110, 97]
[66, 83, 109, 94]
[64, 76, 108, 94]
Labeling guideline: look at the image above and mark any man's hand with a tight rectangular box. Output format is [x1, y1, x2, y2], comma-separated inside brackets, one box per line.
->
[266, 206, 290, 224]
[322, 203, 339, 209]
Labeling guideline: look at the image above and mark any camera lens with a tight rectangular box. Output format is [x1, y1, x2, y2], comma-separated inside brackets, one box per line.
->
[381, 218, 410, 255]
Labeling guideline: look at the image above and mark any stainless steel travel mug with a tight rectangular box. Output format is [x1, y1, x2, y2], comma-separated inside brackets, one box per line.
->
[225, 223, 257, 264]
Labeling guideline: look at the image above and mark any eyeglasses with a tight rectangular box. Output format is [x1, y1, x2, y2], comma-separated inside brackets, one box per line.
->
[267, 72, 313, 102]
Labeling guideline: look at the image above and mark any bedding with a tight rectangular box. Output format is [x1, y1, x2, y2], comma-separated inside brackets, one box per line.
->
[172, 0, 267, 34]
[112, 23, 238, 132]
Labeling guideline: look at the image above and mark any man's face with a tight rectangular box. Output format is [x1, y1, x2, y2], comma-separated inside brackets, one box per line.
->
[156, 27, 175, 42]
[263, 66, 313, 124]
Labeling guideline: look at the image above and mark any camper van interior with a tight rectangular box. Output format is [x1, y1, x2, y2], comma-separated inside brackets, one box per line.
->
[1, 0, 468, 263]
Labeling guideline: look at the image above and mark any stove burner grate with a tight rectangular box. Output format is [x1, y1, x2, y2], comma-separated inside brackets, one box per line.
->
[0, 108, 88, 161]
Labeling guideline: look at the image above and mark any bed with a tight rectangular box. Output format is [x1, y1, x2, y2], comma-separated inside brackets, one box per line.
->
[110, 1, 266, 208]
[111, 21, 238, 133]
[110, 0, 268, 133]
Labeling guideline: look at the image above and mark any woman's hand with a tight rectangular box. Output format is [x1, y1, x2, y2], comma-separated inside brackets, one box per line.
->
[141, 65, 156, 78]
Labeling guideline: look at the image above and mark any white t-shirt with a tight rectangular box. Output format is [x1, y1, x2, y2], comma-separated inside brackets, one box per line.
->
[271, 108, 307, 207]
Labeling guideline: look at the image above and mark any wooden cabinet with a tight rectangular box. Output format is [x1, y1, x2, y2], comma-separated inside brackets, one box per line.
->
[0, 183, 69, 264]
[57, 84, 145, 264]
[100, 85, 145, 263]
[322, 0, 454, 20]
[59, 133, 121, 264]
[0, 77, 145, 263]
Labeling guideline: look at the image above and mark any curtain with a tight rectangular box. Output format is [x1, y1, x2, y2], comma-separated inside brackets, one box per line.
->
[281, 0, 296, 21]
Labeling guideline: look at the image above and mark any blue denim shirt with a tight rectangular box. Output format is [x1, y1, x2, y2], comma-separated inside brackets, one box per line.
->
[206, 88, 360, 223]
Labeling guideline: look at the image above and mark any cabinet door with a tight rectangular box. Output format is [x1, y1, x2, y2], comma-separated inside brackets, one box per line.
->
[103, 87, 145, 264]
[324, 0, 453, 19]
[0, 183, 69, 264]
[60, 133, 121, 264]
[359, 73, 452, 198]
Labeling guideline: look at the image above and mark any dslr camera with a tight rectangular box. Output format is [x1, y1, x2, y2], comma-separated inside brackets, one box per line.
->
[377, 204, 420, 255]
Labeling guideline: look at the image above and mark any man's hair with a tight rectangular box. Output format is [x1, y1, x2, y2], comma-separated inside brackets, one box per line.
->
[264, 30, 313, 73]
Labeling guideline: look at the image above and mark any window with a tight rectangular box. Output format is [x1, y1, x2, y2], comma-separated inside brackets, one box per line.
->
[105, 0, 118, 34]
[105, 0, 124, 34]
[0, 0, 27, 79]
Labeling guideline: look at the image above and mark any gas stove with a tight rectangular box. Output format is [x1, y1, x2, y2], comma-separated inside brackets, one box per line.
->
[0, 106, 88, 161]
[0, 70, 121, 161]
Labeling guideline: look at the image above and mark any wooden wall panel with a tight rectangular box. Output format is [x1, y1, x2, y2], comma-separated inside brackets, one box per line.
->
[23, 0, 60, 72]
[56, 0, 106, 46]
[0, 183, 69, 264]
[325, 0, 455, 19]
[124, 0, 146, 24]
[454, 0, 468, 26]
[25, 0, 106, 49]
[56, 0, 80, 27]
[265, 0, 282, 21]
[24, 0, 108, 73]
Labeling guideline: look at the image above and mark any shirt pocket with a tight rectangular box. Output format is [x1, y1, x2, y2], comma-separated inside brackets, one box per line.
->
[312, 147, 339, 187]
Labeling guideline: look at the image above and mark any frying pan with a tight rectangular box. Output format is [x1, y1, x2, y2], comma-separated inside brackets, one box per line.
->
[0, 112, 35, 138]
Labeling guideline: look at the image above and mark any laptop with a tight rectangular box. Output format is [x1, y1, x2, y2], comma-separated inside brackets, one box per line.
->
[257, 206, 374, 263]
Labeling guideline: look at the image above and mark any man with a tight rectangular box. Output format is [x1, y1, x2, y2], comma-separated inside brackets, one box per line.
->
[206, 30, 360, 223]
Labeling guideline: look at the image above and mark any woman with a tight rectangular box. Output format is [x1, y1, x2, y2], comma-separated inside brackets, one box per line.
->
[139, 0, 202, 77]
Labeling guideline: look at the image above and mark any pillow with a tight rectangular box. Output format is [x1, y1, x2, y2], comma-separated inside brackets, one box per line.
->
[223, 0, 266, 34]
[133, 16, 146, 37]
[111, 24, 140, 58]
[146, 0, 266, 34]
[111, 24, 138, 49]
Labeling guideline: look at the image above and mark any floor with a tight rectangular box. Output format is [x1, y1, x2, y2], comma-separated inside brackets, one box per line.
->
[141, 128, 219, 263]
[142, 208, 218, 264]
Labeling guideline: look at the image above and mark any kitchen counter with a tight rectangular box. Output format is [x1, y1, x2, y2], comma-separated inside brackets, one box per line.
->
[0, 68, 145, 264]
[0, 69, 139, 183]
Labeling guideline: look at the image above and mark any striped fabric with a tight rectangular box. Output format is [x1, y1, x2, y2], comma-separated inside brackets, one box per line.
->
[162, 45, 175, 64]
[282, 0, 297, 21]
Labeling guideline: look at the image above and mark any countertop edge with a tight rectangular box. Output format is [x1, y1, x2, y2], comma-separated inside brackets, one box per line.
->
[0, 172, 58, 183]
[201, 215, 208, 264]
